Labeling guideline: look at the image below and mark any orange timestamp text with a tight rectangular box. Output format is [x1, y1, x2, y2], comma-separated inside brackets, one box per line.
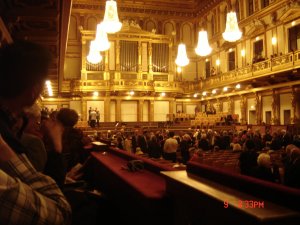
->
[224, 200, 265, 209]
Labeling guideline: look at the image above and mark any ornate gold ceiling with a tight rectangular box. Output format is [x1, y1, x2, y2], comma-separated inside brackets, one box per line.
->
[0, 0, 71, 96]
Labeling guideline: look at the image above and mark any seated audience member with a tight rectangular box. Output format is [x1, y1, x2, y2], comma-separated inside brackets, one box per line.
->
[57, 108, 85, 170]
[252, 153, 277, 182]
[284, 148, 300, 188]
[281, 129, 292, 147]
[263, 129, 272, 146]
[239, 140, 258, 176]
[0, 40, 71, 224]
[20, 104, 48, 172]
[270, 132, 282, 150]
[198, 133, 210, 151]
[232, 143, 242, 152]
[221, 131, 231, 150]
[44, 108, 85, 187]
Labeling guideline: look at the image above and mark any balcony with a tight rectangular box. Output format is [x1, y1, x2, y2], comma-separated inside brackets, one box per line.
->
[203, 50, 300, 90]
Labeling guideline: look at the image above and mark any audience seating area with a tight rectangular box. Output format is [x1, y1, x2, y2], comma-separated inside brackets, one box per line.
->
[191, 112, 239, 128]
[192, 150, 241, 173]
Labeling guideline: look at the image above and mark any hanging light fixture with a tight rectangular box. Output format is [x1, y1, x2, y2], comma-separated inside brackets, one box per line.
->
[195, 30, 212, 56]
[87, 42, 102, 64]
[222, 11, 242, 42]
[175, 44, 189, 67]
[93, 23, 110, 51]
[101, 0, 122, 34]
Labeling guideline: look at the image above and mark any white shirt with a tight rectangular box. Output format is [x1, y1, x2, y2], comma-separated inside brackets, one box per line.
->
[163, 138, 178, 153]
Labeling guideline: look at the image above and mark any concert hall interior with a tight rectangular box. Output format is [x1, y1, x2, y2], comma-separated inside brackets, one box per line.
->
[0, 0, 300, 225]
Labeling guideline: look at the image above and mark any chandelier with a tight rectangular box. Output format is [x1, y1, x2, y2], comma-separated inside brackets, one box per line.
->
[101, 0, 122, 34]
[175, 44, 189, 67]
[195, 30, 212, 56]
[93, 22, 110, 51]
[87, 42, 103, 64]
[222, 11, 242, 42]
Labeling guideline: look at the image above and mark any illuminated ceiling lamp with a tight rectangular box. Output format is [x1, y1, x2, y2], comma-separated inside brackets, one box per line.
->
[87, 42, 103, 64]
[195, 30, 212, 56]
[222, 11, 242, 42]
[94, 22, 110, 51]
[175, 44, 189, 67]
[87, 50, 102, 64]
[101, 0, 122, 34]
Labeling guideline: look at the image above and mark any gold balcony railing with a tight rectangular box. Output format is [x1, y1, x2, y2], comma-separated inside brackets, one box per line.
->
[59, 51, 300, 96]
[203, 51, 300, 89]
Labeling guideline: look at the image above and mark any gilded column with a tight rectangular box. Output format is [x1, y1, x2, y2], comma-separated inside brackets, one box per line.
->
[227, 97, 234, 114]
[149, 100, 154, 122]
[148, 42, 153, 80]
[291, 87, 297, 124]
[240, 95, 247, 125]
[169, 99, 174, 117]
[138, 99, 144, 122]
[81, 39, 87, 80]
[271, 89, 280, 125]
[104, 94, 110, 122]
[116, 99, 121, 122]
[104, 50, 109, 80]
[81, 98, 87, 122]
[255, 93, 262, 125]
[215, 99, 222, 113]
[138, 41, 142, 73]
[116, 40, 120, 71]
[168, 42, 174, 82]
[115, 40, 121, 80]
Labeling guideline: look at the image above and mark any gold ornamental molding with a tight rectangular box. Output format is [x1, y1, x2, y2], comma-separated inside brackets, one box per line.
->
[72, 0, 223, 19]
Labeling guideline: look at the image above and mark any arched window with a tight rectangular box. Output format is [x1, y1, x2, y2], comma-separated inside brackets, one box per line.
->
[145, 20, 156, 32]
[164, 22, 174, 36]
[182, 23, 192, 46]
[87, 17, 97, 30]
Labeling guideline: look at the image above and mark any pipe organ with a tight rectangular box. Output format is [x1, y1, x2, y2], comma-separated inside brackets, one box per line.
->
[80, 22, 173, 86]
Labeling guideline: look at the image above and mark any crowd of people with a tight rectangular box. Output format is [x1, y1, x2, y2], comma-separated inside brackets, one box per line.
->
[105, 126, 300, 189]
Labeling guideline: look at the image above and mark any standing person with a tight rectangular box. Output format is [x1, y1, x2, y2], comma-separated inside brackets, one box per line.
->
[163, 131, 178, 162]
[88, 107, 92, 126]
[0, 40, 71, 225]
[89, 108, 97, 128]
[95, 108, 100, 127]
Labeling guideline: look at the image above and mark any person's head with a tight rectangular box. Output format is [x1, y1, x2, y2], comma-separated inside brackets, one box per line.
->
[257, 153, 272, 168]
[169, 131, 175, 138]
[286, 144, 296, 156]
[0, 40, 52, 110]
[233, 143, 242, 152]
[245, 139, 255, 151]
[56, 108, 79, 128]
